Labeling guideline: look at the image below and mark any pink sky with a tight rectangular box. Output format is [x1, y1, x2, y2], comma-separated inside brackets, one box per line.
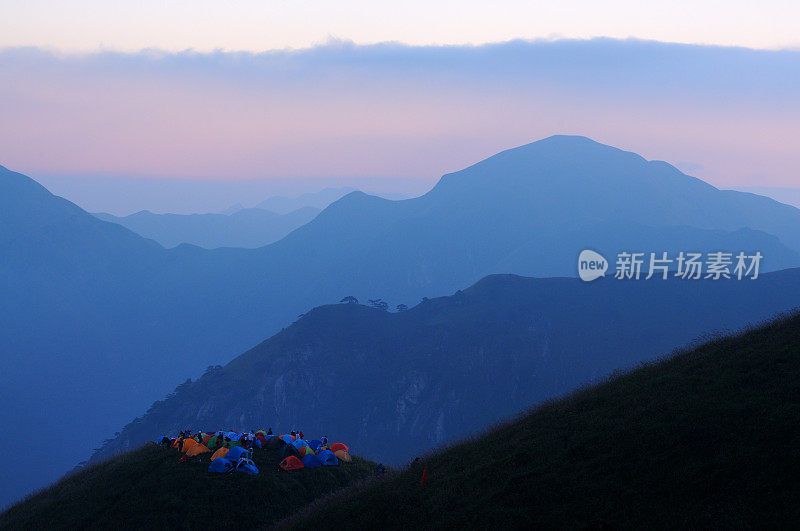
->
[1, 40, 798, 193]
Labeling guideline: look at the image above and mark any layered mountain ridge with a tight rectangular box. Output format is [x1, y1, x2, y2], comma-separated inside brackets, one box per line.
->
[3, 135, 800, 506]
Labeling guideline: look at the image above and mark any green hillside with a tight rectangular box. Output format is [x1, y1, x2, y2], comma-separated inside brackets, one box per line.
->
[0, 443, 375, 530]
[283, 314, 800, 529]
[4, 314, 799, 530]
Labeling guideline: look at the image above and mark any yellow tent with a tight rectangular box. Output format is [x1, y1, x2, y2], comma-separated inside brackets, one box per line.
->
[186, 443, 210, 457]
[180, 438, 198, 453]
[334, 449, 352, 462]
[210, 447, 229, 461]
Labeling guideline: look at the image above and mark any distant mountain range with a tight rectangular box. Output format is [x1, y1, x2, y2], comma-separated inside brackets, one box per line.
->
[93, 207, 320, 249]
[93, 187, 411, 249]
[252, 187, 359, 214]
[731, 186, 800, 210]
[4, 135, 800, 506]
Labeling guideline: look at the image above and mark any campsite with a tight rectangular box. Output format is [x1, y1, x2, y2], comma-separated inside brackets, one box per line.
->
[0, 431, 372, 529]
[3, 312, 799, 529]
[162, 430, 354, 474]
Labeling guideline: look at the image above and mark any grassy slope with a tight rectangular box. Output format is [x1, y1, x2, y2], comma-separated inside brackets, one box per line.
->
[286, 315, 800, 529]
[0, 443, 375, 530]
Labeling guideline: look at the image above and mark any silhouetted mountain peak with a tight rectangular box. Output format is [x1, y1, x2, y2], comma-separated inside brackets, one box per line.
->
[430, 135, 673, 196]
[305, 190, 399, 227]
[0, 164, 54, 200]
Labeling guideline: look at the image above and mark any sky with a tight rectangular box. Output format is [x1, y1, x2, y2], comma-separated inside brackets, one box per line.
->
[3, 0, 800, 51]
[1, 2, 799, 213]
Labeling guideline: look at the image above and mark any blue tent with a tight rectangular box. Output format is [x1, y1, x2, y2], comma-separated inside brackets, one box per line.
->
[317, 450, 339, 466]
[308, 439, 323, 452]
[301, 454, 322, 468]
[281, 434, 294, 444]
[292, 439, 309, 449]
[226, 446, 248, 462]
[237, 463, 259, 475]
[208, 458, 234, 474]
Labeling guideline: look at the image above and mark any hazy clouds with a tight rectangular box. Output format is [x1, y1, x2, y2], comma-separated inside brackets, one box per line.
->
[5, 0, 800, 51]
[1, 38, 799, 193]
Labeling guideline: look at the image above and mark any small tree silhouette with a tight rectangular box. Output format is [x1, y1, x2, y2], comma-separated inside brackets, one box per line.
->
[368, 299, 389, 311]
[340, 295, 359, 304]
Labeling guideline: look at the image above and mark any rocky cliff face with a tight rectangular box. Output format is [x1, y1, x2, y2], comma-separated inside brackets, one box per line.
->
[93, 272, 800, 466]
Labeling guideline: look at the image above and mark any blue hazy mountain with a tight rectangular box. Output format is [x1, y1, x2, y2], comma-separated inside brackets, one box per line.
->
[3, 135, 800, 506]
[93, 206, 320, 249]
[254, 187, 359, 214]
[267, 135, 800, 289]
[92, 271, 800, 470]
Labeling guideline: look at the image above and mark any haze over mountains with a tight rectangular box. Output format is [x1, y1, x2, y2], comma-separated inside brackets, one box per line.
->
[4, 135, 800, 506]
[94, 207, 320, 249]
[92, 187, 413, 248]
[252, 187, 360, 214]
[94, 272, 800, 468]
[732, 186, 800, 210]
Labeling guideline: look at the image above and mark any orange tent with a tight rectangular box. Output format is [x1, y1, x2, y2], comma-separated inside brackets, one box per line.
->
[180, 438, 198, 453]
[210, 447, 229, 461]
[186, 444, 210, 457]
[279, 456, 304, 471]
[334, 449, 352, 462]
[330, 443, 349, 453]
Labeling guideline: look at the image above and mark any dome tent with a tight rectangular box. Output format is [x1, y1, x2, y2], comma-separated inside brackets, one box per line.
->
[317, 450, 339, 466]
[238, 462, 259, 475]
[279, 456, 304, 471]
[210, 447, 229, 461]
[308, 439, 323, 452]
[334, 449, 352, 462]
[226, 446, 248, 462]
[208, 458, 235, 474]
[186, 444, 210, 457]
[301, 454, 322, 468]
[292, 439, 310, 450]
[179, 438, 198, 453]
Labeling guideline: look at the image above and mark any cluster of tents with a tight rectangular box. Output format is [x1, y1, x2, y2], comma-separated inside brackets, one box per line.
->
[159, 430, 352, 475]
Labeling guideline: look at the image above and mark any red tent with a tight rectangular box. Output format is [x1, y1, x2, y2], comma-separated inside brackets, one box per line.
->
[279, 456, 304, 471]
